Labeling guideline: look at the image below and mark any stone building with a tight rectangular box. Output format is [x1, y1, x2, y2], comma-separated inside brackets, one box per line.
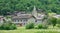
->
[12, 6, 45, 26]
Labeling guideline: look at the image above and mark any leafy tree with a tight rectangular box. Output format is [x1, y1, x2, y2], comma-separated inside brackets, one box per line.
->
[48, 17, 57, 27]
[57, 18, 60, 24]
[0, 0, 60, 16]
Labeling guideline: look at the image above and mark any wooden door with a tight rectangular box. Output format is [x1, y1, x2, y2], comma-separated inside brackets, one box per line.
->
[20, 23, 22, 26]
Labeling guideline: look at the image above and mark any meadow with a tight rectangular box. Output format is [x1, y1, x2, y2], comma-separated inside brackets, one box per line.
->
[0, 27, 60, 33]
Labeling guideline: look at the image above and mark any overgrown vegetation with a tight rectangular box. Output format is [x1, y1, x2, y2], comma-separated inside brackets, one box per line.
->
[26, 23, 48, 29]
[56, 18, 60, 28]
[0, 20, 17, 30]
[48, 17, 57, 27]
[26, 23, 34, 29]
[36, 24, 48, 29]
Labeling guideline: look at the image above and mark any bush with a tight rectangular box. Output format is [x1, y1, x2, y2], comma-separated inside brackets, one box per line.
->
[57, 18, 60, 24]
[37, 24, 43, 29]
[48, 17, 57, 27]
[37, 24, 48, 29]
[56, 18, 60, 28]
[0, 23, 11, 30]
[9, 24, 17, 30]
[0, 22, 17, 30]
[26, 23, 34, 29]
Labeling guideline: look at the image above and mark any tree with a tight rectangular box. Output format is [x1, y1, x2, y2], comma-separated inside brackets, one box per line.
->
[57, 18, 60, 24]
[48, 17, 57, 27]
[0, 0, 60, 16]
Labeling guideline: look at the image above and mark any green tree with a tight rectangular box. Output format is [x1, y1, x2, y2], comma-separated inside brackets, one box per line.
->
[48, 17, 57, 27]
[0, 0, 60, 16]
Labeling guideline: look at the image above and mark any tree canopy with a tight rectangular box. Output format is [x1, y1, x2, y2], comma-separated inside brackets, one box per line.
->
[0, 0, 60, 15]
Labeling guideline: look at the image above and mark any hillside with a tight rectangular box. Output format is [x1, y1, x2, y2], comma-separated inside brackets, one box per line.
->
[0, 0, 60, 15]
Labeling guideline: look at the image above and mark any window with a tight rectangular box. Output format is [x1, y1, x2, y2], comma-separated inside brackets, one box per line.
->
[21, 20, 22, 22]
[17, 20, 19, 22]
[20, 19, 27, 22]
[35, 20, 37, 22]
[14, 20, 19, 22]
[23, 19, 27, 22]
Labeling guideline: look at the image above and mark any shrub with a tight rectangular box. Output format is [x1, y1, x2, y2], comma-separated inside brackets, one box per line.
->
[37, 24, 43, 29]
[37, 24, 48, 29]
[26, 23, 34, 29]
[48, 17, 57, 27]
[57, 18, 60, 24]
[56, 18, 60, 28]
[0, 21, 17, 30]
[8, 24, 17, 30]
[0, 23, 10, 30]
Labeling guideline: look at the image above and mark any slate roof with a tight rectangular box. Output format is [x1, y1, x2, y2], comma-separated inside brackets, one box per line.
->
[35, 14, 45, 20]
[12, 14, 32, 19]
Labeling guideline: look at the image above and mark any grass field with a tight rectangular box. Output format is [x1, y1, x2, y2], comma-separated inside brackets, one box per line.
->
[0, 27, 60, 33]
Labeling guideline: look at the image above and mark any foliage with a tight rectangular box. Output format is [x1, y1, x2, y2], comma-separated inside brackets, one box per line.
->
[0, 21, 17, 30]
[0, 0, 60, 15]
[57, 18, 60, 24]
[56, 18, 60, 28]
[26, 23, 34, 29]
[48, 17, 57, 27]
[48, 13, 56, 17]
[37, 24, 43, 29]
[37, 24, 48, 29]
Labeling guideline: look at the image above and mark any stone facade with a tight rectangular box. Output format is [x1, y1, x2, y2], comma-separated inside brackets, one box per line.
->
[12, 6, 45, 26]
[0, 16, 4, 23]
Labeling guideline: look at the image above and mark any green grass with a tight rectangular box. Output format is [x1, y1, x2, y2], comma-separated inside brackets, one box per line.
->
[0, 27, 60, 33]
